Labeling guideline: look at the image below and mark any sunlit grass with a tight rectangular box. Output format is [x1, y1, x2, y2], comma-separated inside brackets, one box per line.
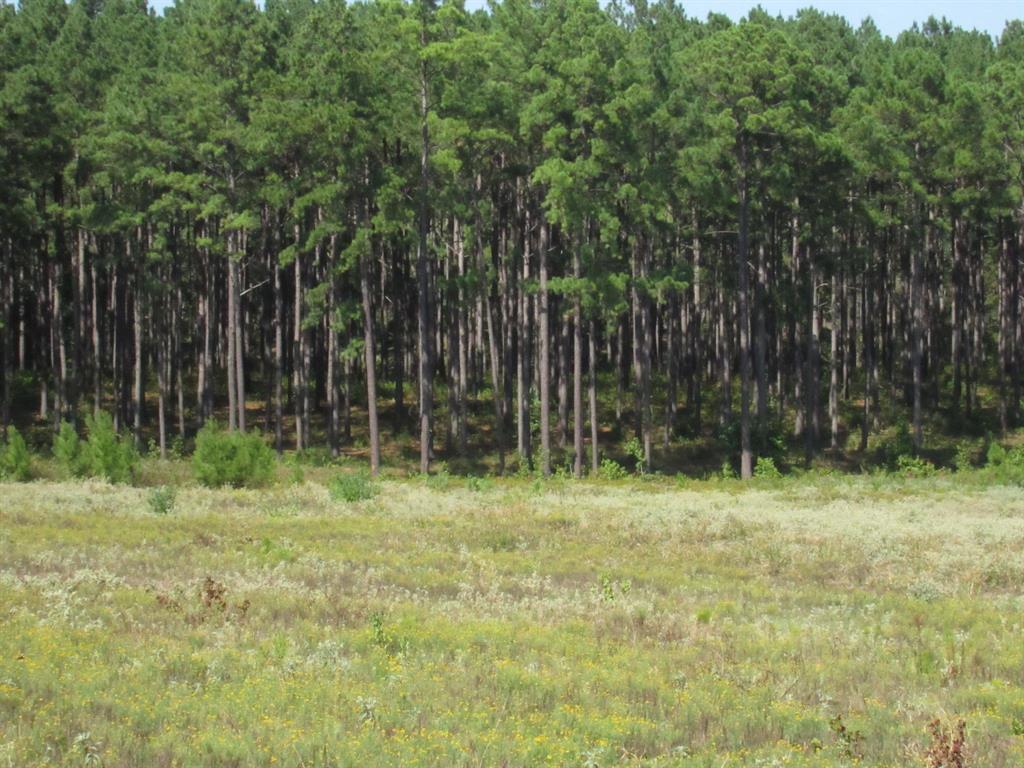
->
[2, 474, 1023, 766]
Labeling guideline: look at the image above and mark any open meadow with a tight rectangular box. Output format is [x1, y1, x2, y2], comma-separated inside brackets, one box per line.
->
[2, 473, 1023, 767]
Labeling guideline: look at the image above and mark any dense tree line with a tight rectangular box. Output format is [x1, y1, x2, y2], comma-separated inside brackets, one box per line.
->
[1, 0, 1023, 479]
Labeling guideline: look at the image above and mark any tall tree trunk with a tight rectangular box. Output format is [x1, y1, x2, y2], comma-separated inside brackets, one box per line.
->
[91, 257, 102, 416]
[911, 217, 925, 451]
[416, 20, 433, 474]
[227, 240, 238, 432]
[691, 210, 703, 436]
[755, 239, 768, 424]
[805, 250, 820, 462]
[234, 232, 246, 432]
[293, 225, 306, 451]
[573, 246, 583, 478]
[273, 254, 283, 454]
[516, 204, 531, 464]
[588, 318, 599, 473]
[361, 247, 381, 476]
[829, 270, 839, 451]
[736, 145, 753, 480]
[539, 219, 551, 476]
[951, 217, 963, 414]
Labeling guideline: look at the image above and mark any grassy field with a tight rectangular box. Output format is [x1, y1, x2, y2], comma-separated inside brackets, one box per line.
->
[2, 473, 1024, 767]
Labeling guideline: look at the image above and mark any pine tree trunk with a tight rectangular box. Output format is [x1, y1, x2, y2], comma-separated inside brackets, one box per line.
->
[234, 232, 246, 432]
[92, 257, 102, 417]
[539, 219, 551, 476]
[416, 24, 433, 474]
[691, 211, 703, 436]
[293, 226, 305, 451]
[736, 147, 753, 480]
[912, 219, 925, 451]
[829, 271, 839, 451]
[573, 246, 584, 478]
[755, 239, 768, 424]
[227, 241, 238, 433]
[588, 318, 599, 472]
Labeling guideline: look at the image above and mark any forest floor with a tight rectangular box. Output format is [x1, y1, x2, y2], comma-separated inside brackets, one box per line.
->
[2, 473, 1024, 767]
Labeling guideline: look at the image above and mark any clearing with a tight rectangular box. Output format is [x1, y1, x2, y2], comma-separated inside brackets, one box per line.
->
[1, 476, 1023, 766]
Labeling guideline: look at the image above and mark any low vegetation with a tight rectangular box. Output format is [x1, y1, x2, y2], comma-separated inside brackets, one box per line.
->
[192, 421, 276, 488]
[2, 468, 1023, 767]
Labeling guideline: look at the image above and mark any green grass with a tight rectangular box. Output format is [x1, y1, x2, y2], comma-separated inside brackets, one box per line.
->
[2, 474, 1024, 766]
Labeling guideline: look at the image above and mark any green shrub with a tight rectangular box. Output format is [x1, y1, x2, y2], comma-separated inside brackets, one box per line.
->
[953, 441, 979, 472]
[425, 463, 451, 490]
[0, 426, 32, 481]
[328, 471, 376, 502]
[192, 421, 275, 488]
[986, 441, 1007, 467]
[754, 456, 782, 479]
[597, 458, 628, 481]
[877, 420, 914, 469]
[53, 421, 87, 477]
[895, 454, 936, 477]
[623, 437, 645, 475]
[983, 442, 1024, 485]
[147, 485, 177, 515]
[83, 412, 137, 483]
[465, 475, 494, 493]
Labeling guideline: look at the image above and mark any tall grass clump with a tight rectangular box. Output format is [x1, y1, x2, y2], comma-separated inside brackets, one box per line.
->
[192, 421, 275, 488]
[328, 470, 377, 502]
[0, 426, 32, 481]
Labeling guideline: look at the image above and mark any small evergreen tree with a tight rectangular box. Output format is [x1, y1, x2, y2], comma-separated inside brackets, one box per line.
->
[193, 422, 275, 488]
[0, 427, 32, 481]
[83, 412, 138, 484]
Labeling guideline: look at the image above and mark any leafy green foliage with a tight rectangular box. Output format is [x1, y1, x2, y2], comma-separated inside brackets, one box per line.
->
[877, 421, 915, 470]
[0, 427, 32, 481]
[754, 456, 782, 479]
[983, 442, 1024, 485]
[597, 458, 628, 481]
[81, 413, 138, 484]
[192, 422, 275, 488]
[623, 437, 645, 475]
[147, 485, 176, 515]
[895, 454, 937, 477]
[327, 471, 377, 503]
[53, 421, 86, 478]
[54, 416, 137, 483]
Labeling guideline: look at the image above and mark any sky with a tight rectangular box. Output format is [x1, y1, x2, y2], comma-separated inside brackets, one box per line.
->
[678, 0, 1017, 39]
[144, 0, 1020, 40]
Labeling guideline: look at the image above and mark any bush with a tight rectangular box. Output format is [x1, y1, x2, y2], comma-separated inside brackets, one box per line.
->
[54, 420, 87, 477]
[465, 475, 494, 493]
[192, 422, 275, 488]
[986, 441, 1007, 467]
[754, 456, 782, 479]
[877, 420, 914, 469]
[147, 485, 177, 515]
[328, 471, 376, 502]
[895, 454, 936, 477]
[623, 437, 645, 475]
[0, 427, 32, 481]
[597, 458, 628, 481]
[984, 441, 1024, 485]
[953, 440, 980, 472]
[85, 412, 138, 483]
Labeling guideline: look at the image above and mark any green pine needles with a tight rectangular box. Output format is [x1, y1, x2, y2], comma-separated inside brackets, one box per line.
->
[192, 421, 275, 488]
[0, 427, 32, 481]
[53, 413, 137, 484]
